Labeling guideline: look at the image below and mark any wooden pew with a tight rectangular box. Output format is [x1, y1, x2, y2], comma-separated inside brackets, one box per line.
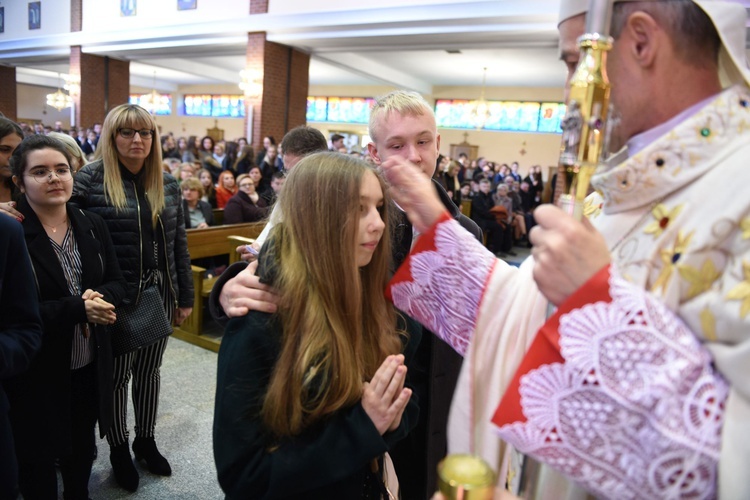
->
[173, 222, 265, 352]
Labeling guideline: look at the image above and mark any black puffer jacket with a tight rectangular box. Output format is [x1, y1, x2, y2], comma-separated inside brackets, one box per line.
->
[71, 159, 193, 309]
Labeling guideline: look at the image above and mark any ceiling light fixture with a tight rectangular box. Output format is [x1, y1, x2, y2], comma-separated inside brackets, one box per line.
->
[46, 74, 73, 111]
[140, 71, 164, 115]
[470, 67, 491, 130]
[239, 68, 263, 98]
[63, 73, 81, 98]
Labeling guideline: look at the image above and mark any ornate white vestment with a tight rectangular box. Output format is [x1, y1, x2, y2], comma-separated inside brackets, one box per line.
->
[387, 85, 750, 498]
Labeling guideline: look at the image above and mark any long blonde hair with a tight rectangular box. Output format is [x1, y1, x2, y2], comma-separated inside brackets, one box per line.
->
[97, 104, 164, 224]
[261, 152, 403, 438]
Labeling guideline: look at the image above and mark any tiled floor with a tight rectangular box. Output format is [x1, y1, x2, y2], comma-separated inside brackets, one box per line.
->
[86, 338, 223, 499]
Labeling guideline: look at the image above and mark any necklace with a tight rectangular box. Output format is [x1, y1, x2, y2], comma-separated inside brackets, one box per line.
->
[41, 216, 69, 233]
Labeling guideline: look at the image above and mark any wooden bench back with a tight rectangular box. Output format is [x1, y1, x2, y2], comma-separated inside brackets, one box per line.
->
[186, 222, 265, 260]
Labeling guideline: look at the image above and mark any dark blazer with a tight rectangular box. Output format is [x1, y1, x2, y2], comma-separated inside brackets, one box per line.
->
[6, 198, 127, 463]
[183, 199, 215, 229]
[0, 216, 42, 500]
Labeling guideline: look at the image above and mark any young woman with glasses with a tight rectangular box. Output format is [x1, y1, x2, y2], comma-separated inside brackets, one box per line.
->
[69, 104, 194, 492]
[6, 135, 126, 500]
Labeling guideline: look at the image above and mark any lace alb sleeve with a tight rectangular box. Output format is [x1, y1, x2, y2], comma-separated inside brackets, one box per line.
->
[387, 212, 497, 356]
[494, 266, 728, 499]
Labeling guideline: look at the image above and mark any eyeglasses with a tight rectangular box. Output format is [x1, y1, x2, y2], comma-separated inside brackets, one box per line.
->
[117, 128, 154, 139]
[25, 167, 73, 184]
[239, 183, 254, 188]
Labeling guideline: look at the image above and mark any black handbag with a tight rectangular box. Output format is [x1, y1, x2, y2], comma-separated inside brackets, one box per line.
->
[109, 283, 172, 357]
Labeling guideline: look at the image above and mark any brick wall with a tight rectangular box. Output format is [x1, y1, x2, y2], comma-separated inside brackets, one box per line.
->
[71, 48, 130, 128]
[244, 33, 310, 151]
[250, 0, 268, 15]
[287, 49, 310, 130]
[0, 66, 18, 121]
[71, 0, 82, 32]
[107, 58, 130, 113]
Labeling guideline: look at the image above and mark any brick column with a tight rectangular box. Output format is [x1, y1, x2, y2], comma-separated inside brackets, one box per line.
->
[70, 47, 130, 128]
[0, 66, 18, 121]
[244, 34, 310, 150]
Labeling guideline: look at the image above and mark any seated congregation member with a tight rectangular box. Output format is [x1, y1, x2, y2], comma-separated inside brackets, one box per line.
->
[6, 135, 127, 500]
[260, 171, 284, 207]
[173, 162, 195, 186]
[471, 178, 508, 255]
[223, 173, 268, 224]
[215, 170, 237, 209]
[214, 153, 421, 499]
[247, 165, 269, 200]
[199, 136, 222, 182]
[198, 167, 218, 208]
[234, 145, 256, 175]
[493, 183, 524, 249]
[182, 177, 215, 229]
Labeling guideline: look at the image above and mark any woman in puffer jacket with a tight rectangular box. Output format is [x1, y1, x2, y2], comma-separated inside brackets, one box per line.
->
[71, 104, 193, 493]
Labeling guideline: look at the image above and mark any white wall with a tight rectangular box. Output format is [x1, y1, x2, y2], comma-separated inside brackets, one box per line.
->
[81, 0, 248, 32]
[0, 1, 71, 40]
[269, 0, 492, 14]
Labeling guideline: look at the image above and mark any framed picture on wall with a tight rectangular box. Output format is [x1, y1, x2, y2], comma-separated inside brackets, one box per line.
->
[177, 0, 197, 10]
[0, 7, 5, 34]
[120, 0, 136, 17]
[28, 2, 41, 30]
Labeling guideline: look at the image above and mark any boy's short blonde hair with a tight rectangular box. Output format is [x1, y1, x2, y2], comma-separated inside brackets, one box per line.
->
[368, 90, 434, 142]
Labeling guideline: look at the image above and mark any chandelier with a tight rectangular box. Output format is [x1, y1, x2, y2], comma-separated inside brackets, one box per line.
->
[470, 67, 491, 130]
[239, 68, 263, 98]
[46, 74, 72, 111]
[139, 72, 164, 115]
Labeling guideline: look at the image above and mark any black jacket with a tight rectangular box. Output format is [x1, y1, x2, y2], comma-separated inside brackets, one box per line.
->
[223, 191, 269, 224]
[0, 216, 42, 499]
[71, 160, 194, 308]
[6, 199, 127, 462]
[183, 199, 215, 229]
[214, 312, 421, 499]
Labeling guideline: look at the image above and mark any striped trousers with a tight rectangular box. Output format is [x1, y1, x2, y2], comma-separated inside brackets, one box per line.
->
[106, 336, 169, 446]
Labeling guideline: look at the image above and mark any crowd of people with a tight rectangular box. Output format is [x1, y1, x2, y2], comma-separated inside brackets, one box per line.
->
[2, 1, 750, 499]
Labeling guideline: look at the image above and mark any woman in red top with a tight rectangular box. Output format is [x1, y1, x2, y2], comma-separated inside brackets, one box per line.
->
[215, 170, 237, 209]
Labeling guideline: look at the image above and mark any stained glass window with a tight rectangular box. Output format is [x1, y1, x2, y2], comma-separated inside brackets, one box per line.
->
[129, 94, 172, 116]
[183, 94, 245, 117]
[306, 97, 375, 124]
[538, 102, 568, 133]
[435, 99, 564, 134]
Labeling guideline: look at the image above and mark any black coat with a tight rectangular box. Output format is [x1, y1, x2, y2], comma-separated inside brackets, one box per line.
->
[72, 160, 194, 308]
[223, 191, 269, 224]
[0, 216, 42, 499]
[6, 199, 127, 462]
[214, 311, 421, 499]
[183, 199, 215, 229]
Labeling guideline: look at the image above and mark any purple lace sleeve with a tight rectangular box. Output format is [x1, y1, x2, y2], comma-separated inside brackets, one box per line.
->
[388, 217, 497, 356]
[496, 268, 728, 499]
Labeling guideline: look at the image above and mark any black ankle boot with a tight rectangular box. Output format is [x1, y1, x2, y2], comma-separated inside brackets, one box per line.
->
[110, 442, 139, 492]
[132, 436, 172, 476]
